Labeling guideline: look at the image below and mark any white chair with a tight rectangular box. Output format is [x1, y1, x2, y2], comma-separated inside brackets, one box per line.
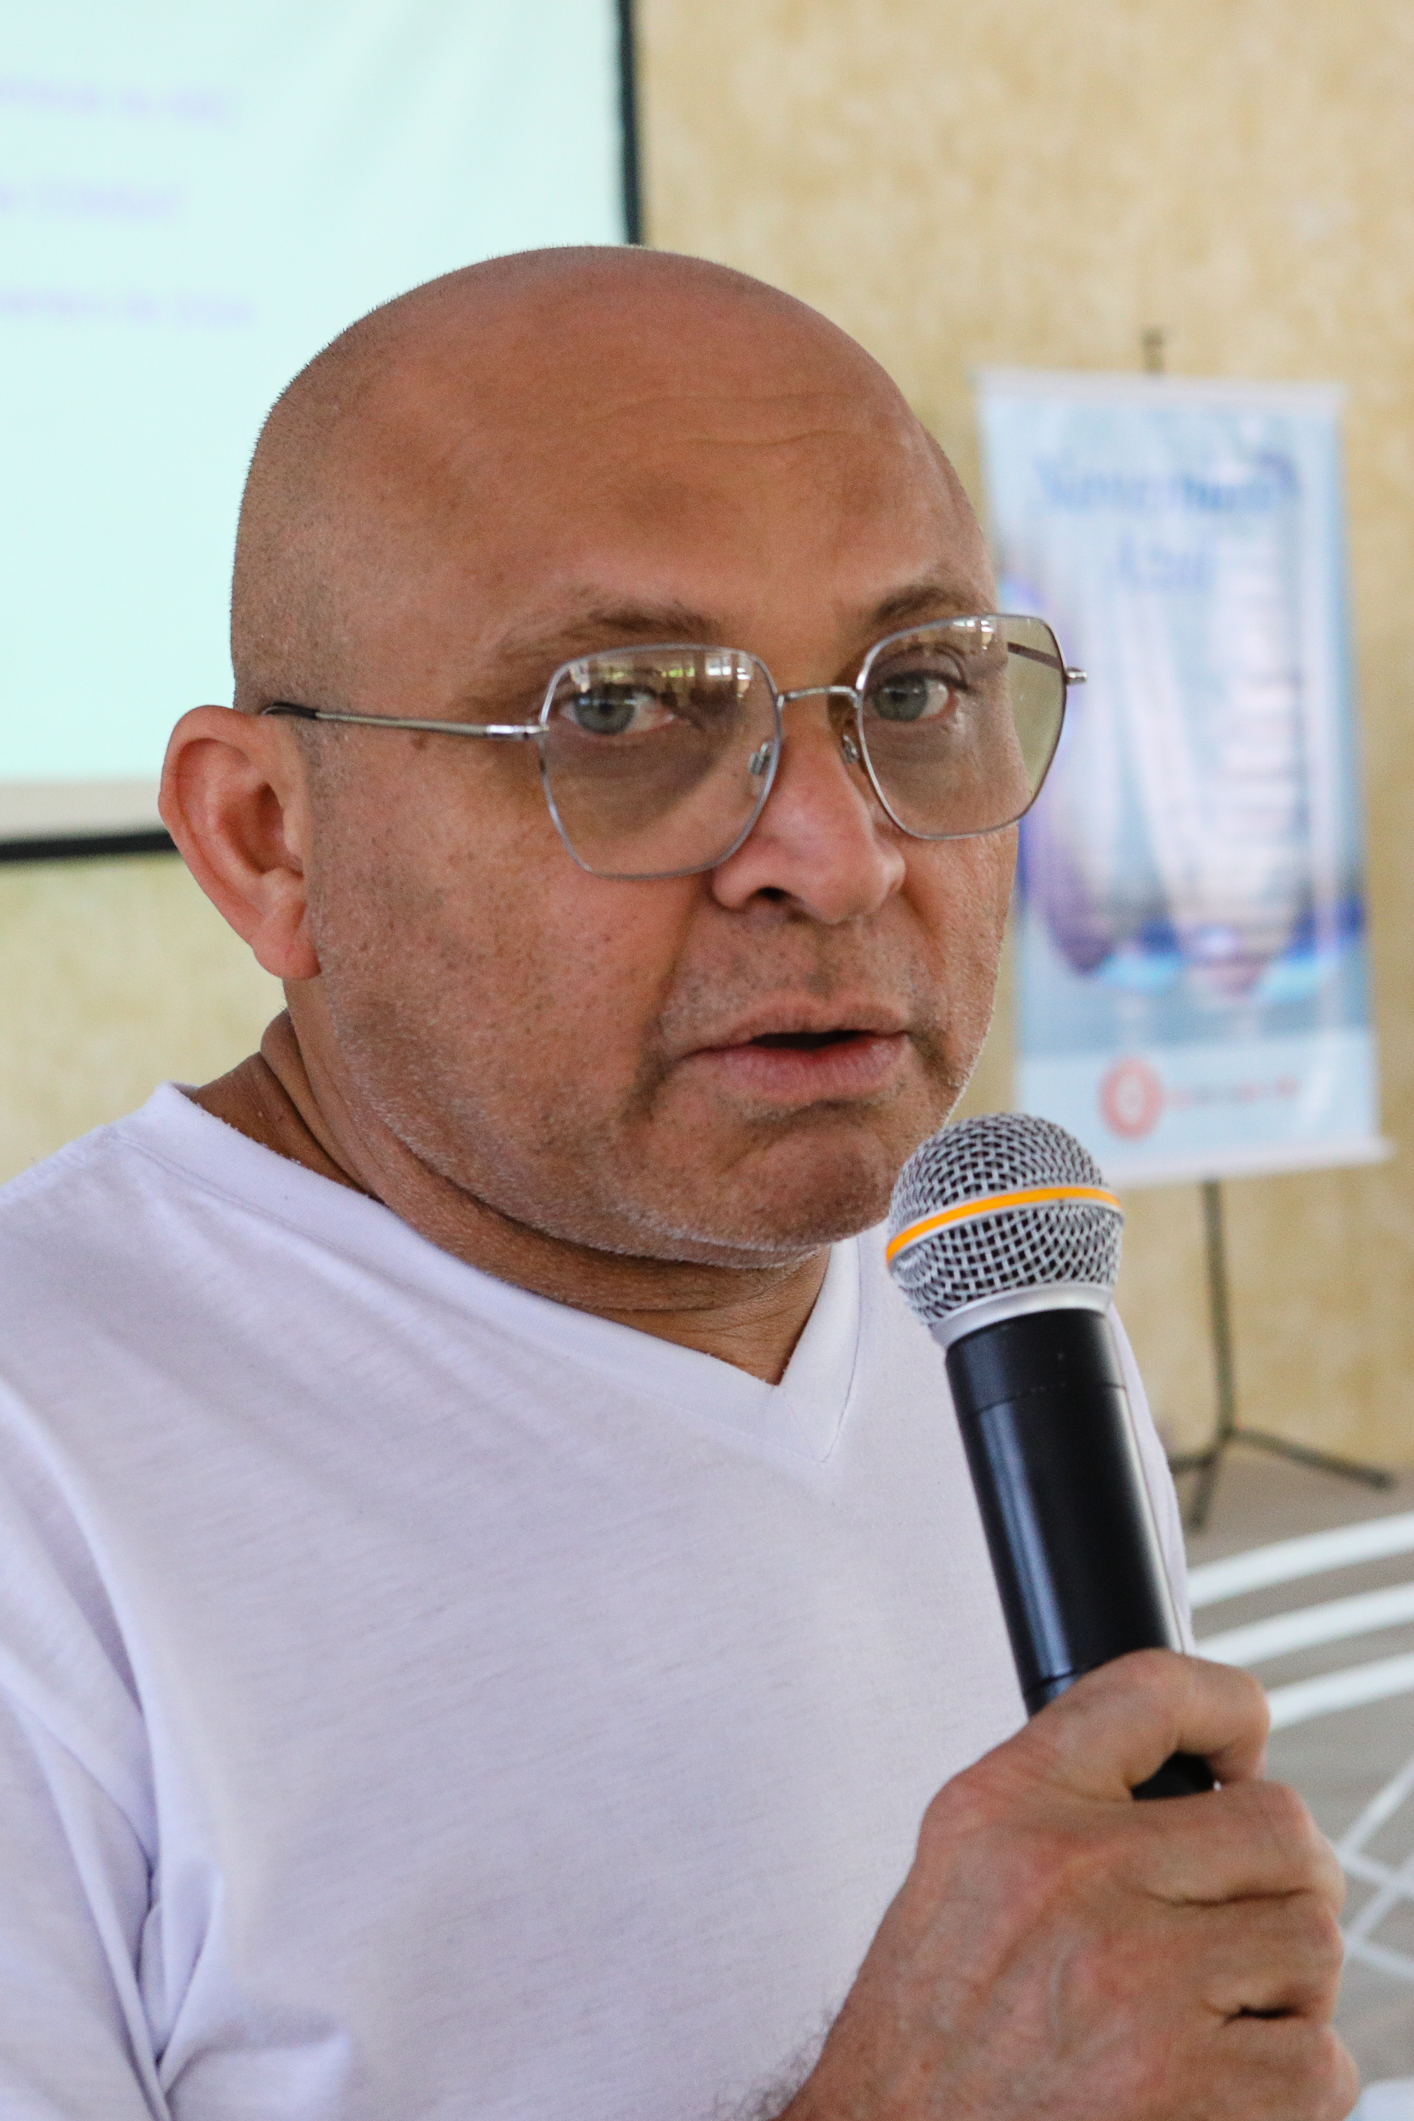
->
[1189, 1510, 1414, 1989]
[1190, 1515, 1414, 2116]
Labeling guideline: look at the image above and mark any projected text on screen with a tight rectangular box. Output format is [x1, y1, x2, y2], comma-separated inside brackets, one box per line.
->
[0, 1, 624, 839]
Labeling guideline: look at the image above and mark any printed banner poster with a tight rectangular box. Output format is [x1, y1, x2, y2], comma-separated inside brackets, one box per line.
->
[976, 370, 1384, 1187]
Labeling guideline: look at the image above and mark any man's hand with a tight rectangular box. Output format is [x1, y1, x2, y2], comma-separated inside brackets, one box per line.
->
[784, 1651, 1357, 2121]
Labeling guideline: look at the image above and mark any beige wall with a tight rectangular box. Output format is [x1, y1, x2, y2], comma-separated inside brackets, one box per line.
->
[3, 0, 1413, 1460]
[637, 0, 1414, 1463]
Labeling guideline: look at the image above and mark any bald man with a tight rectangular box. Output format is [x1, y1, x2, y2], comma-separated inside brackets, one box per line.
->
[0, 250, 1353, 2121]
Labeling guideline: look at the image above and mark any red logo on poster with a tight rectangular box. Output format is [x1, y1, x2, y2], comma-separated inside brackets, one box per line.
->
[1099, 1057, 1164, 1139]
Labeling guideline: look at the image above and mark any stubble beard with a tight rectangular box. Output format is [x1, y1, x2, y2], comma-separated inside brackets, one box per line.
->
[328, 979, 971, 1272]
[306, 845, 991, 1272]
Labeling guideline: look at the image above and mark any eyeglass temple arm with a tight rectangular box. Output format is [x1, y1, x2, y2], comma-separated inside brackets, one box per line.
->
[1005, 643, 1086, 684]
[261, 703, 541, 739]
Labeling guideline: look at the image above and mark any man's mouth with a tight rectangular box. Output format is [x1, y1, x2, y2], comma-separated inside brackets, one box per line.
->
[680, 1021, 912, 1103]
[749, 1028, 868, 1051]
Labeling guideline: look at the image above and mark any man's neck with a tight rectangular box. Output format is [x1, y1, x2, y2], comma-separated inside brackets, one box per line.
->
[189, 1014, 830, 1385]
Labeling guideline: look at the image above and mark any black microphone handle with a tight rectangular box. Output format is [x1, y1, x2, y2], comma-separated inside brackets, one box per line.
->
[943, 1305, 1214, 1802]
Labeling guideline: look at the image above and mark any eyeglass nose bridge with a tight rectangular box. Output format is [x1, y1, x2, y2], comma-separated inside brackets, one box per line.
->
[777, 683, 860, 707]
[775, 683, 866, 766]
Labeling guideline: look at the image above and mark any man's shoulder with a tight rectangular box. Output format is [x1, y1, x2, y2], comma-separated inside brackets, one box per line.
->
[0, 1103, 156, 1250]
[0, 1083, 369, 1273]
[3, 1075, 233, 1210]
[0, 1093, 202, 1353]
[0, 1084, 623, 1421]
[0, 1083, 322, 1350]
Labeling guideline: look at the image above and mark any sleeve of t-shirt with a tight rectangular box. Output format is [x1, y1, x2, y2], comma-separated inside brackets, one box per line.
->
[0, 1396, 167, 2119]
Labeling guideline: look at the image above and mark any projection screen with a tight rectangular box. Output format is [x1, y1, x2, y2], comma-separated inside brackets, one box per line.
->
[0, 1, 631, 854]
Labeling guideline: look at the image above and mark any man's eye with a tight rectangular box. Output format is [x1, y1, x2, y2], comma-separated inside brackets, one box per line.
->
[867, 670, 961, 723]
[565, 687, 669, 737]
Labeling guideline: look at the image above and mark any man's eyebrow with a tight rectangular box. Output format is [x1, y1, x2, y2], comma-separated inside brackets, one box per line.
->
[488, 580, 985, 680]
[496, 602, 725, 667]
[868, 579, 983, 628]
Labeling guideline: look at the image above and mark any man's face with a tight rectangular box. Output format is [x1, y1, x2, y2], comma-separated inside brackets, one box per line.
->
[292, 355, 1014, 1269]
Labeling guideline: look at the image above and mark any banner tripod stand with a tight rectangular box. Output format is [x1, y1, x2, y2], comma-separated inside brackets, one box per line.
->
[1167, 1180, 1393, 1532]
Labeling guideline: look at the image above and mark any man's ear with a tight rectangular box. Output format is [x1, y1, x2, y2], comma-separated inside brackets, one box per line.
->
[160, 706, 321, 981]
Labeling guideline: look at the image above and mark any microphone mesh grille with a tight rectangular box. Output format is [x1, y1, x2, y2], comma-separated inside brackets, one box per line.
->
[888, 1112, 1122, 1321]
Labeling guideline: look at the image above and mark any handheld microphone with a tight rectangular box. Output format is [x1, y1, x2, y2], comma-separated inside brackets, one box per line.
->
[887, 1113, 1213, 1801]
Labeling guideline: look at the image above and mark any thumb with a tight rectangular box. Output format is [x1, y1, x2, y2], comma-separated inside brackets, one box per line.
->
[1021, 1650, 1269, 1800]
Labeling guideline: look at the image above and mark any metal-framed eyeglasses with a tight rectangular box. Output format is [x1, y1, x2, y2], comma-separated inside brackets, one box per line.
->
[261, 613, 1083, 880]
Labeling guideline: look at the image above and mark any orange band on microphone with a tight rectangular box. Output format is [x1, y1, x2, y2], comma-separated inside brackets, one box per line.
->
[885, 1183, 1121, 1265]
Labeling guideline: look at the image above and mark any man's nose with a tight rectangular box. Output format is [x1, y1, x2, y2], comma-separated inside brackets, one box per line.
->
[709, 691, 907, 922]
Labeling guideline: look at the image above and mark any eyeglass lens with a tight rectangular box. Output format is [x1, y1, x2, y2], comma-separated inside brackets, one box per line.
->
[541, 647, 778, 878]
[539, 618, 1067, 878]
[854, 615, 1064, 841]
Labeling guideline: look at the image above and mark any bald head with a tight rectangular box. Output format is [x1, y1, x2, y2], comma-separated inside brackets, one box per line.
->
[171, 242, 1012, 1309]
[231, 246, 980, 715]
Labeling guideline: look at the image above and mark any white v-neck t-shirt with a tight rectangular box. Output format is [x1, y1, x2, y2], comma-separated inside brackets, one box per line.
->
[0, 1086, 1187, 2121]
